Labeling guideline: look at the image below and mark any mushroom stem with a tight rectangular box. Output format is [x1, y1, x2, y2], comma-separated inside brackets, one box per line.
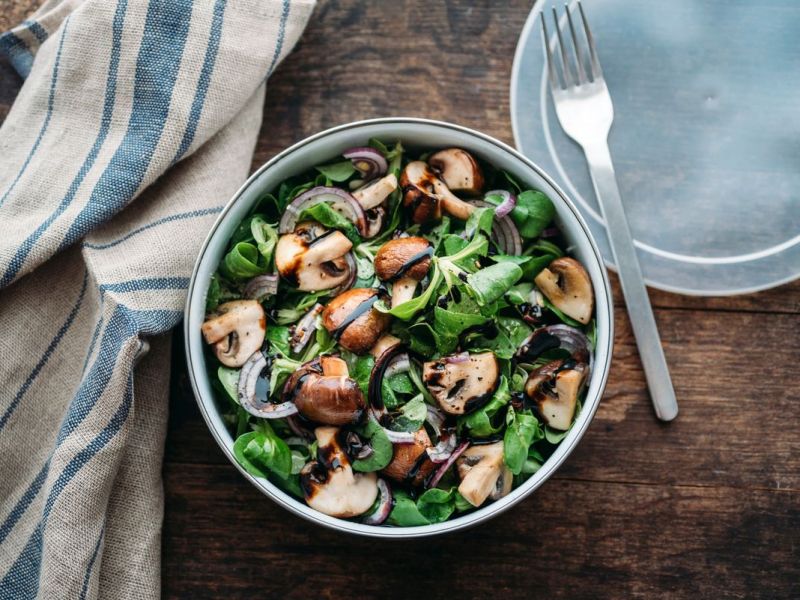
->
[391, 276, 418, 308]
[303, 231, 353, 264]
[320, 355, 349, 377]
[439, 189, 476, 221]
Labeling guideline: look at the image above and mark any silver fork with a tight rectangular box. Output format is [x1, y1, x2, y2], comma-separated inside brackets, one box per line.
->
[542, 2, 678, 421]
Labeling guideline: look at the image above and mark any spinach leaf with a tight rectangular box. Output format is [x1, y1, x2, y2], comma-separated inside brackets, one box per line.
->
[467, 263, 523, 306]
[504, 408, 544, 475]
[425, 216, 452, 252]
[434, 305, 488, 337]
[250, 216, 278, 263]
[377, 263, 443, 320]
[315, 160, 357, 182]
[458, 376, 511, 437]
[265, 325, 291, 357]
[467, 316, 531, 360]
[388, 372, 414, 395]
[442, 234, 468, 256]
[391, 394, 427, 432]
[269, 357, 301, 395]
[298, 202, 361, 244]
[351, 418, 393, 472]
[388, 490, 430, 527]
[465, 206, 494, 239]
[381, 379, 402, 410]
[315, 322, 337, 354]
[511, 190, 555, 238]
[545, 425, 570, 444]
[206, 275, 221, 312]
[543, 296, 584, 327]
[407, 321, 458, 356]
[505, 282, 533, 305]
[416, 488, 456, 523]
[522, 446, 545, 474]
[453, 490, 473, 512]
[351, 354, 374, 396]
[234, 431, 292, 480]
[217, 366, 240, 403]
[220, 242, 268, 281]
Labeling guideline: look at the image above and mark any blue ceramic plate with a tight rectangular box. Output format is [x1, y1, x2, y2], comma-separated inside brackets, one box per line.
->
[511, 0, 800, 295]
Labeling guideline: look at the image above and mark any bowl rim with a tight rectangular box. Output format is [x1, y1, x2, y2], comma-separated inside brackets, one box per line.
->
[184, 117, 614, 538]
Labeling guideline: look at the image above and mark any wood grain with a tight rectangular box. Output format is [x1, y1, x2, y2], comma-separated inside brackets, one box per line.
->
[2, 1, 799, 598]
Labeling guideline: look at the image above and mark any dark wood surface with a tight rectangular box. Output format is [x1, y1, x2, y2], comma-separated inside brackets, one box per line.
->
[3, 1, 799, 598]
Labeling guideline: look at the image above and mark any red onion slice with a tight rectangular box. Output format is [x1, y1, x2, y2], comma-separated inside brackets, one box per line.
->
[343, 147, 388, 181]
[383, 428, 417, 444]
[427, 441, 470, 489]
[329, 252, 357, 296]
[279, 186, 367, 236]
[470, 200, 522, 256]
[384, 353, 410, 378]
[485, 189, 517, 219]
[425, 405, 446, 437]
[237, 351, 299, 419]
[362, 478, 393, 525]
[290, 303, 323, 355]
[426, 430, 458, 463]
[444, 352, 469, 364]
[517, 324, 590, 361]
[286, 415, 314, 440]
[244, 273, 279, 301]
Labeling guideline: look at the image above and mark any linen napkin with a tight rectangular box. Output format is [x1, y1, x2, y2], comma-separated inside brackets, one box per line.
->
[0, 1, 315, 597]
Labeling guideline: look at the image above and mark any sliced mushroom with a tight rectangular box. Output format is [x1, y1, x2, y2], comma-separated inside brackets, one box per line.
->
[381, 427, 436, 486]
[352, 173, 398, 210]
[370, 334, 402, 359]
[534, 257, 594, 325]
[456, 441, 507, 507]
[275, 221, 354, 291]
[524, 358, 588, 430]
[423, 352, 500, 415]
[374, 237, 433, 308]
[428, 148, 484, 195]
[363, 205, 386, 239]
[300, 426, 378, 518]
[321, 288, 391, 354]
[400, 161, 476, 224]
[284, 357, 366, 425]
[201, 300, 266, 367]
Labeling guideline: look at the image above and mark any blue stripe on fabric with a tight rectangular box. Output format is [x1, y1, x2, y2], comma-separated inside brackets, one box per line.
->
[99, 276, 190, 294]
[0, 19, 69, 209]
[0, 464, 47, 545]
[0, 268, 87, 432]
[172, 0, 227, 163]
[81, 316, 105, 374]
[78, 527, 104, 600]
[53, 0, 195, 254]
[0, 32, 33, 77]
[0, 0, 128, 288]
[83, 206, 223, 250]
[266, 0, 291, 76]
[23, 20, 49, 44]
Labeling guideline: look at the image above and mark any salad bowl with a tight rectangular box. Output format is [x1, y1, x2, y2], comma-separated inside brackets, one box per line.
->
[184, 117, 613, 538]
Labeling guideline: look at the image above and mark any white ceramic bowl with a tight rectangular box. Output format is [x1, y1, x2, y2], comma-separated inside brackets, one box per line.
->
[184, 117, 613, 538]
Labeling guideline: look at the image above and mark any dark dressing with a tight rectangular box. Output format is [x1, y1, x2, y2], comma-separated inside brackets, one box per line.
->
[388, 247, 433, 282]
[330, 294, 379, 340]
[405, 452, 432, 485]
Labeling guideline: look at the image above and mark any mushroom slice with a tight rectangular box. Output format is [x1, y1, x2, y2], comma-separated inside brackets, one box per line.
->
[201, 300, 266, 367]
[456, 441, 507, 507]
[400, 161, 476, 224]
[428, 148, 485, 195]
[534, 257, 594, 325]
[363, 205, 386, 239]
[352, 173, 398, 210]
[374, 237, 433, 308]
[284, 358, 366, 425]
[423, 352, 500, 415]
[300, 426, 378, 518]
[322, 288, 391, 354]
[381, 427, 436, 486]
[370, 334, 401, 359]
[275, 221, 354, 292]
[524, 358, 588, 430]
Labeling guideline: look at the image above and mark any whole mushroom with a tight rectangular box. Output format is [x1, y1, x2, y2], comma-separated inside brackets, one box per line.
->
[374, 237, 433, 308]
[300, 426, 379, 518]
[524, 357, 588, 431]
[201, 300, 266, 367]
[322, 288, 391, 354]
[400, 161, 476, 224]
[380, 427, 436, 486]
[284, 356, 366, 425]
[428, 148, 485, 196]
[456, 441, 512, 507]
[534, 257, 594, 324]
[275, 221, 355, 292]
[423, 352, 500, 415]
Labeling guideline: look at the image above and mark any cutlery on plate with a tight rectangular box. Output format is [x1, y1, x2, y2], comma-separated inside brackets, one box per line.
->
[541, 1, 679, 421]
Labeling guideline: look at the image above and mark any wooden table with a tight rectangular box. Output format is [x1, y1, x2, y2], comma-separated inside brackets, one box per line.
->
[3, 2, 799, 598]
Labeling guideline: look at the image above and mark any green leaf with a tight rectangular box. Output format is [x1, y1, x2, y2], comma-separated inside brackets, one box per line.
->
[512, 190, 555, 238]
[206, 275, 221, 312]
[504, 408, 544, 475]
[233, 431, 292, 480]
[315, 160, 357, 182]
[453, 490, 473, 512]
[545, 425, 569, 444]
[542, 296, 584, 327]
[466, 316, 532, 360]
[219, 242, 268, 281]
[352, 418, 393, 472]
[388, 372, 414, 395]
[217, 366, 240, 403]
[467, 263, 523, 306]
[391, 394, 427, 432]
[505, 282, 533, 305]
[298, 202, 361, 245]
[388, 490, 430, 526]
[250, 216, 278, 263]
[377, 264, 443, 320]
[265, 325, 291, 357]
[434, 305, 488, 337]
[351, 354, 374, 396]
[407, 321, 458, 356]
[465, 206, 494, 239]
[416, 488, 456, 524]
[458, 376, 511, 437]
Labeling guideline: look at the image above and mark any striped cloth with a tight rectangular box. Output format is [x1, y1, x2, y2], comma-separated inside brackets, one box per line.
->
[0, 1, 314, 597]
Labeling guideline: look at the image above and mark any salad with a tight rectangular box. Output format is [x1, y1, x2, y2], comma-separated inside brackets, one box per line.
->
[200, 141, 596, 526]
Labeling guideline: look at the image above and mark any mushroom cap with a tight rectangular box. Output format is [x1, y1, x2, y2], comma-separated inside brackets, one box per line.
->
[322, 288, 391, 354]
[423, 352, 500, 415]
[380, 427, 436, 486]
[352, 173, 398, 210]
[525, 358, 588, 430]
[282, 357, 365, 425]
[300, 426, 378, 518]
[374, 237, 432, 283]
[201, 300, 266, 367]
[456, 441, 506, 507]
[400, 161, 443, 224]
[275, 221, 354, 291]
[534, 257, 594, 325]
[428, 148, 485, 195]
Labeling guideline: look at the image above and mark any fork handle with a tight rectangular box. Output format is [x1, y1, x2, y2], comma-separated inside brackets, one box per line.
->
[583, 141, 679, 421]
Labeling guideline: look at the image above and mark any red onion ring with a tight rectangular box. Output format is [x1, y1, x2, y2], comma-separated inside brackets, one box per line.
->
[426, 441, 469, 489]
[237, 351, 299, 419]
[485, 189, 517, 219]
[383, 429, 417, 444]
[517, 324, 590, 361]
[329, 252, 357, 296]
[279, 186, 367, 236]
[426, 430, 458, 463]
[444, 352, 469, 364]
[425, 405, 446, 437]
[244, 273, 279, 301]
[290, 303, 323, 355]
[286, 415, 314, 441]
[469, 200, 522, 256]
[343, 147, 388, 181]
[384, 353, 410, 378]
[362, 479, 393, 525]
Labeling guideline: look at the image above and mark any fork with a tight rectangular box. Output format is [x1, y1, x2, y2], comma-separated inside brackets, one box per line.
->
[542, 2, 678, 421]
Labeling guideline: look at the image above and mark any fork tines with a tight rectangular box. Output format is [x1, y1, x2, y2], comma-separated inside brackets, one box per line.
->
[541, 1, 602, 89]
